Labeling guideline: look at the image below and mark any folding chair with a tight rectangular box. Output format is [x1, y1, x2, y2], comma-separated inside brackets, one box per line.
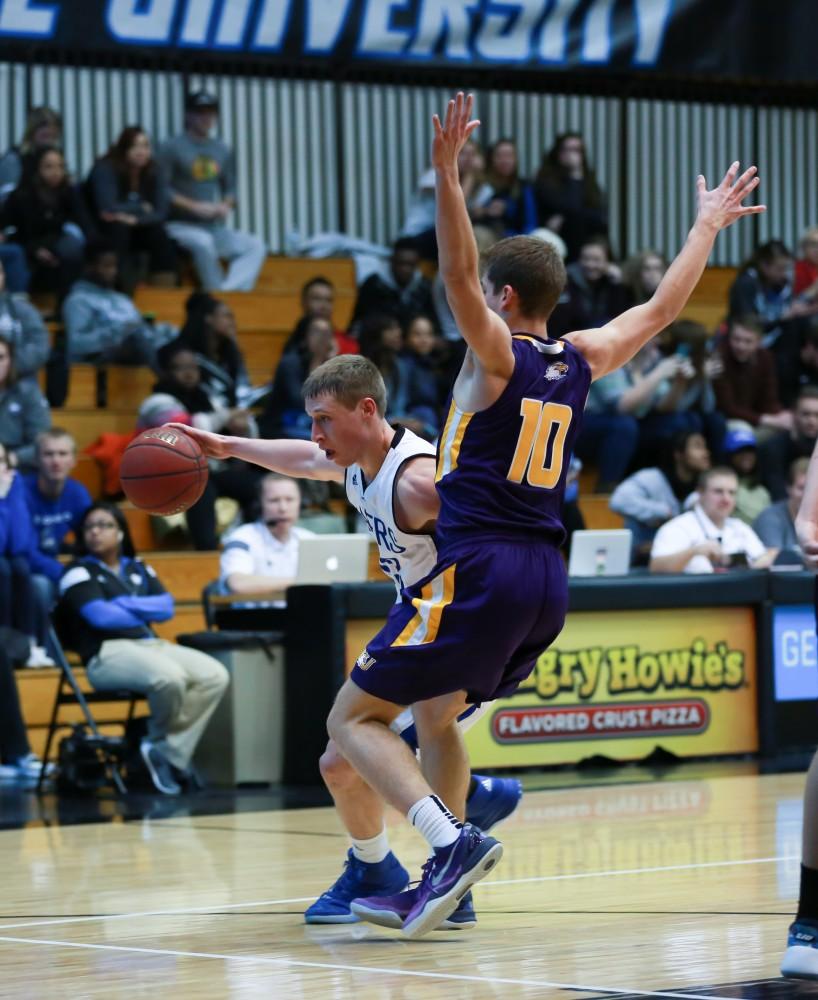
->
[38, 623, 141, 794]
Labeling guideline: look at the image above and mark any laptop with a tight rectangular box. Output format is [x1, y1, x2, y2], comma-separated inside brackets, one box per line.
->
[296, 534, 371, 585]
[568, 529, 632, 577]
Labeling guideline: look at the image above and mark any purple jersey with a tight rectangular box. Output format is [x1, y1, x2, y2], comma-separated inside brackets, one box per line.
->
[435, 334, 590, 548]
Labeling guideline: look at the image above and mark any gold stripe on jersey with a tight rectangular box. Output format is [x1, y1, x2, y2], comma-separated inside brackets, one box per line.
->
[435, 403, 474, 483]
[391, 564, 456, 648]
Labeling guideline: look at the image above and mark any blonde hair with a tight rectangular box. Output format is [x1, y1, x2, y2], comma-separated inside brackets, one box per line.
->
[302, 355, 387, 416]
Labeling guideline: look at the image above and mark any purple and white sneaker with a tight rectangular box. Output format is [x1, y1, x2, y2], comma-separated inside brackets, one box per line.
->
[402, 824, 502, 938]
[351, 883, 476, 931]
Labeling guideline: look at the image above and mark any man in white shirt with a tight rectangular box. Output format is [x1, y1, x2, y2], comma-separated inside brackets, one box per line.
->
[220, 474, 314, 595]
[649, 466, 777, 573]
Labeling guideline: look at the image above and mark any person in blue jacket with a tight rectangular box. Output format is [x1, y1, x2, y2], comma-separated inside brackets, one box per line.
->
[57, 502, 229, 795]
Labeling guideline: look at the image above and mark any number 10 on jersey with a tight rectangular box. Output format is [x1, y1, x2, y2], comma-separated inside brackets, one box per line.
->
[507, 398, 572, 489]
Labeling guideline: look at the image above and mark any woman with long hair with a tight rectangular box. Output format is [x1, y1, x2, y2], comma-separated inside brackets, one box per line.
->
[173, 291, 249, 407]
[0, 106, 63, 199]
[0, 332, 51, 471]
[469, 138, 537, 247]
[57, 502, 229, 794]
[88, 125, 177, 289]
[534, 131, 608, 261]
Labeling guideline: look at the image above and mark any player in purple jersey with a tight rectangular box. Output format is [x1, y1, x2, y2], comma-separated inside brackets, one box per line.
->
[327, 92, 765, 937]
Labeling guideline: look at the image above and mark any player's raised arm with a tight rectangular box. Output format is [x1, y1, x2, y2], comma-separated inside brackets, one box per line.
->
[564, 163, 765, 380]
[433, 93, 514, 378]
[165, 424, 344, 482]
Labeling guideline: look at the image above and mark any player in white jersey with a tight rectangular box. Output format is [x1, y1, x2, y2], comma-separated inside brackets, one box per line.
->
[172, 355, 521, 927]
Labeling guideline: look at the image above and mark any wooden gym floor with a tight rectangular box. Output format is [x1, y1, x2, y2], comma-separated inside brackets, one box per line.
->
[0, 766, 815, 998]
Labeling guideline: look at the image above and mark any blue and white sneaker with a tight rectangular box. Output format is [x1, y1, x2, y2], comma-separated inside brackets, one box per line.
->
[351, 886, 476, 930]
[304, 850, 409, 924]
[466, 774, 523, 832]
[782, 920, 818, 978]
[402, 824, 502, 938]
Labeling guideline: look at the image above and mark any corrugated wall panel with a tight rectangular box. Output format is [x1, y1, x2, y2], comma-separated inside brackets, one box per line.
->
[757, 107, 818, 253]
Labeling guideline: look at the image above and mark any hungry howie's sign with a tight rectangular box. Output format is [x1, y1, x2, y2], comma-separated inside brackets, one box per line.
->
[464, 607, 757, 768]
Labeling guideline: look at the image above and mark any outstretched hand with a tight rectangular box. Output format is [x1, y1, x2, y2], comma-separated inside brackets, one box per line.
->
[432, 92, 480, 174]
[696, 163, 765, 231]
[164, 422, 231, 460]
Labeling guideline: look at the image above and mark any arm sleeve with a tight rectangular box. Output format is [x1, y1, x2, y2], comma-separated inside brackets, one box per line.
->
[6, 475, 32, 556]
[713, 368, 761, 425]
[145, 165, 171, 223]
[11, 298, 49, 376]
[221, 147, 237, 199]
[220, 537, 255, 579]
[741, 523, 767, 560]
[89, 161, 127, 215]
[63, 292, 120, 358]
[15, 385, 51, 468]
[609, 472, 672, 523]
[650, 518, 692, 559]
[59, 564, 144, 630]
[752, 507, 784, 548]
[27, 546, 64, 582]
[111, 593, 174, 622]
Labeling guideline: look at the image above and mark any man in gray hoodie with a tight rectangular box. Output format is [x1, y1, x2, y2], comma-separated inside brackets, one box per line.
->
[0, 258, 48, 378]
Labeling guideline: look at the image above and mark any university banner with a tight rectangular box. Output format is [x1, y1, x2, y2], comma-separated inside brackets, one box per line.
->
[464, 606, 758, 768]
[1, 1, 817, 85]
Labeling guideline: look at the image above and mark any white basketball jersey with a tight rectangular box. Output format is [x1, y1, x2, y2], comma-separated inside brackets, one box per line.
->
[345, 426, 438, 595]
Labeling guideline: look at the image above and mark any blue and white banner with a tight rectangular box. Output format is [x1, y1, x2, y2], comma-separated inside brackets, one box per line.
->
[0, 1, 816, 85]
[773, 604, 818, 703]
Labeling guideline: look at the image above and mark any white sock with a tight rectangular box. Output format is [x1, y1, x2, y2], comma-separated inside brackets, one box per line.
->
[351, 827, 390, 864]
[407, 795, 462, 850]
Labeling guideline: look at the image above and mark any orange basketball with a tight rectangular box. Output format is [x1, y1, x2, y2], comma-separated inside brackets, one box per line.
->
[120, 428, 209, 515]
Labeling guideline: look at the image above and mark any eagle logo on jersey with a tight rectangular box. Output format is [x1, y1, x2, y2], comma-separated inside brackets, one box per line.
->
[355, 649, 377, 671]
[545, 361, 569, 381]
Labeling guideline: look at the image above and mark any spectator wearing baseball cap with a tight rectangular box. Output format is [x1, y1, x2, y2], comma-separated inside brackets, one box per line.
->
[156, 91, 265, 291]
[723, 426, 771, 525]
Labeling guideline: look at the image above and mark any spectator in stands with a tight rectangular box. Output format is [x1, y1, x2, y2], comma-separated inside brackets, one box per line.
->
[158, 91, 265, 292]
[649, 466, 776, 574]
[573, 366, 638, 493]
[794, 227, 818, 302]
[0, 257, 48, 378]
[58, 502, 229, 794]
[723, 427, 772, 525]
[146, 344, 261, 548]
[0, 107, 63, 202]
[23, 427, 92, 614]
[62, 240, 174, 367]
[714, 314, 790, 432]
[548, 236, 632, 339]
[622, 250, 667, 305]
[0, 644, 55, 782]
[753, 456, 808, 563]
[260, 316, 337, 439]
[358, 313, 439, 438]
[0, 332, 51, 471]
[284, 276, 357, 356]
[1, 145, 90, 299]
[87, 125, 177, 291]
[610, 429, 711, 559]
[401, 314, 448, 415]
[469, 138, 537, 247]
[350, 238, 437, 331]
[0, 242, 30, 294]
[779, 327, 818, 408]
[165, 292, 249, 408]
[0, 440, 53, 667]
[758, 387, 818, 499]
[220, 474, 315, 595]
[534, 132, 608, 262]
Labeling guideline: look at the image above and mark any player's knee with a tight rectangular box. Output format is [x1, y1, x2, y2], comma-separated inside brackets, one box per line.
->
[319, 741, 359, 791]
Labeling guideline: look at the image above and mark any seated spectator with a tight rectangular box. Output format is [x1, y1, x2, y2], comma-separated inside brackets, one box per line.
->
[573, 368, 638, 493]
[23, 427, 92, 614]
[758, 387, 818, 499]
[87, 125, 177, 291]
[649, 466, 776, 574]
[145, 345, 261, 549]
[58, 502, 229, 794]
[0, 106, 63, 202]
[0, 644, 55, 782]
[0, 333, 51, 471]
[713, 314, 790, 433]
[358, 314, 438, 439]
[0, 242, 30, 294]
[723, 427, 772, 524]
[1, 145, 90, 298]
[0, 440, 53, 667]
[0, 257, 48, 378]
[470, 138, 537, 247]
[794, 227, 818, 301]
[260, 317, 338, 439]
[157, 91, 265, 292]
[753, 456, 809, 561]
[779, 327, 818, 408]
[220, 474, 315, 596]
[610, 430, 711, 559]
[351, 238, 437, 331]
[534, 132, 608, 262]
[401, 313, 448, 417]
[284, 276, 357, 356]
[165, 292, 249, 407]
[62, 240, 175, 367]
[622, 249, 667, 304]
[548, 236, 632, 338]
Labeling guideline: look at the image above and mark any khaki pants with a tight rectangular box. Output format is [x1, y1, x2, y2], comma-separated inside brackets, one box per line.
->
[87, 639, 229, 769]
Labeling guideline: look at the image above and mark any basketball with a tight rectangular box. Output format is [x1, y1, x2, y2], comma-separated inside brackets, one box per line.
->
[119, 427, 209, 515]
